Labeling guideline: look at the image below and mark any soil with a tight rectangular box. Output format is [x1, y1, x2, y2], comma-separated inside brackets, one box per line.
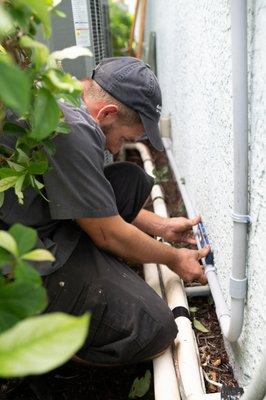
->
[0, 141, 238, 399]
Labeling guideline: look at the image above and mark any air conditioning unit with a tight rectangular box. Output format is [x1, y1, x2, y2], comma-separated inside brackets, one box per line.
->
[45, 0, 112, 79]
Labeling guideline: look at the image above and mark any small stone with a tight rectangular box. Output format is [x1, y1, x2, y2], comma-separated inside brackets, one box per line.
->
[59, 281, 65, 287]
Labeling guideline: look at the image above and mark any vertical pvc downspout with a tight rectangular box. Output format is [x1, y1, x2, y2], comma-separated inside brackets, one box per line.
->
[228, 0, 249, 341]
[124, 143, 206, 399]
[161, 0, 249, 342]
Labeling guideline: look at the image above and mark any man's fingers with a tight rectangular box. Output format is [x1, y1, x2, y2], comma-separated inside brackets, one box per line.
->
[190, 215, 201, 227]
[197, 245, 211, 259]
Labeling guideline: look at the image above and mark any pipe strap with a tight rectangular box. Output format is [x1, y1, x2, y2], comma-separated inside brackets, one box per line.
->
[230, 276, 248, 299]
[172, 306, 191, 320]
[232, 212, 252, 224]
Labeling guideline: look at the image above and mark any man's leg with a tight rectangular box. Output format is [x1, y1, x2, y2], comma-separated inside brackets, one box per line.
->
[43, 161, 177, 365]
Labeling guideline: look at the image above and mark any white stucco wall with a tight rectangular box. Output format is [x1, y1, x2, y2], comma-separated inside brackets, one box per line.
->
[144, 0, 266, 386]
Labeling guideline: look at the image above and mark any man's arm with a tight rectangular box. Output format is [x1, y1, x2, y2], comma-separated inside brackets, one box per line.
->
[76, 215, 208, 284]
[132, 209, 200, 244]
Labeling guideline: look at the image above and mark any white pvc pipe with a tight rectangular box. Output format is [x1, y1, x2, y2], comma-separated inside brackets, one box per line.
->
[125, 143, 206, 399]
[144, 263, 181, 400]
[163, 137, 245, 342]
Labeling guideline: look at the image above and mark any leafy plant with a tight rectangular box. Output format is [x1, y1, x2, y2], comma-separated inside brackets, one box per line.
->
[153, 166, 170, 185]
[109, 0, 133, 56]
[128, 370, 152, 399]
[0, 0, 92, 377]
[189, 306, 209, 333]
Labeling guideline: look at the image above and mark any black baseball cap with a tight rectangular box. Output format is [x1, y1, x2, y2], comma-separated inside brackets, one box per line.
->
[92, 57, 164, 151]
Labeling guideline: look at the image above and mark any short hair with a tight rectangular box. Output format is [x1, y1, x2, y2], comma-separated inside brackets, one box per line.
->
[84, 79, 141, 125]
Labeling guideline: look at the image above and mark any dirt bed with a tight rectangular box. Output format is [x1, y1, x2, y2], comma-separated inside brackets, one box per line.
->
[1, 142, 237, 399]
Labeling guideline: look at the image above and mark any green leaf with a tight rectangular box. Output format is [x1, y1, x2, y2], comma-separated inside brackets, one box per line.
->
[16, 0, 51, 38]
[0, 168, 19, 179]
[7, 161, 25, 172]
[193, 318, 209, 333]
[9, 224, 37, 255]
[14, 175, 26, 204]
[15, 260, 41, 286]
[30, 88, 61, 140]
[0, 312, 90, 377]
[0, 231, 18, 257]
[20, 35, 49, 69]
[0, 5, 15, 38]
[189, 307, 199, 314]
[0, 192, 4, 208]
[3, 122, 27, 137]
[28, 160, 48, 175]
[0, 56, 31, 116]
[45, 69, 82, 93]
[0, 176, 19, 192]
[0, 247, 12, 268]
[129, 370, 152, 399]
[56, 121, 70, 134]
[22, 249, 55, 262]
[0, 282, 47, 332]
[16, 148, 30, 166]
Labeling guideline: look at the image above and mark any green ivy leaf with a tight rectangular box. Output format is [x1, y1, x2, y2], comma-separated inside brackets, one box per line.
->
[0, 231, 18, 257]
[193, 318, 209, 333]
[128, 370, 152, 399]
[0, 282, 47, 333]
[0, 312, 90, 377]
[6, 161, 25, 172]
[30, 88, 61, 141]
[22, 249, 55, 262]
[9, 224, 37, 255]
[0, 56, 31, 116]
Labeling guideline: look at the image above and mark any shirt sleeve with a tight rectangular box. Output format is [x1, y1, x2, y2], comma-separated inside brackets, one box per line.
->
[43, 103, 118, 220]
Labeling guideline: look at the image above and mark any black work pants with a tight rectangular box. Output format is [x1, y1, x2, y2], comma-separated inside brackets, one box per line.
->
[43, 162, 177, 365]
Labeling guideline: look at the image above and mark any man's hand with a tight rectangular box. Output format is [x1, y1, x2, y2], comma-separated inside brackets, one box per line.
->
[169, 245, 210, 284]
[161, 215, 201, 244]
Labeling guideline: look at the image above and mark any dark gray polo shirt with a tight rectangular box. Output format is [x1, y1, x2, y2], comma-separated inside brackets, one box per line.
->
[0, 102, 118, 275]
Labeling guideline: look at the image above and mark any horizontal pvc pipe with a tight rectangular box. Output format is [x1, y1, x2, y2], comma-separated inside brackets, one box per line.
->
[185, 285, 211, 298]
[125, 143, 206, 399]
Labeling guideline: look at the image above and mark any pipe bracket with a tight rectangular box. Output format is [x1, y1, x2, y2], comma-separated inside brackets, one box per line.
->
[230, 276, 248, 299]
[232, 212, 252, 224]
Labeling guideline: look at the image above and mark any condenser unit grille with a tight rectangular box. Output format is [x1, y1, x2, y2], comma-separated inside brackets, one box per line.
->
[90, 0, 105, 64]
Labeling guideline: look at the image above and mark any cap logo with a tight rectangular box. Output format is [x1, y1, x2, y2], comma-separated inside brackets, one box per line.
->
[156, 105, 162, 115]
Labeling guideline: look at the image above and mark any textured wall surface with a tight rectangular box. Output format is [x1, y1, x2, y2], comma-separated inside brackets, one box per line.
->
[145, 0, 266, 385]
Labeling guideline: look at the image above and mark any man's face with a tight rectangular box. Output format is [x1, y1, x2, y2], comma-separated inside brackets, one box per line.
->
[101, 121, 144, 154]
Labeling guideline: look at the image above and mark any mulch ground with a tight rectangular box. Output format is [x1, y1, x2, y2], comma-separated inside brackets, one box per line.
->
[0, 141, 238, 399]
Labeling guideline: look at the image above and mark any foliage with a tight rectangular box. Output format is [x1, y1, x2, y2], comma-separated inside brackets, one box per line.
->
[189, 306, 209, 333]
[128, 369, 152, 399]
[0, 0, 92, 377]
[0, 313, 90, 377]
[153, 166, 170, 185]
[109, 0, 132, 56]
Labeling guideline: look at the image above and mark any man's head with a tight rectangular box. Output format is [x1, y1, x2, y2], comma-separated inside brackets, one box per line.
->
[82, 57, 163, 154]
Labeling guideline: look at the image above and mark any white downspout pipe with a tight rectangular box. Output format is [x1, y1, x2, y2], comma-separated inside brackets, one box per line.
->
[124, 143, 206, 399]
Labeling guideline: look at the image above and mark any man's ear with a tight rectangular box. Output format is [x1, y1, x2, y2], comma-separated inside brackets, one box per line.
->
[96, 104, 119, 125]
